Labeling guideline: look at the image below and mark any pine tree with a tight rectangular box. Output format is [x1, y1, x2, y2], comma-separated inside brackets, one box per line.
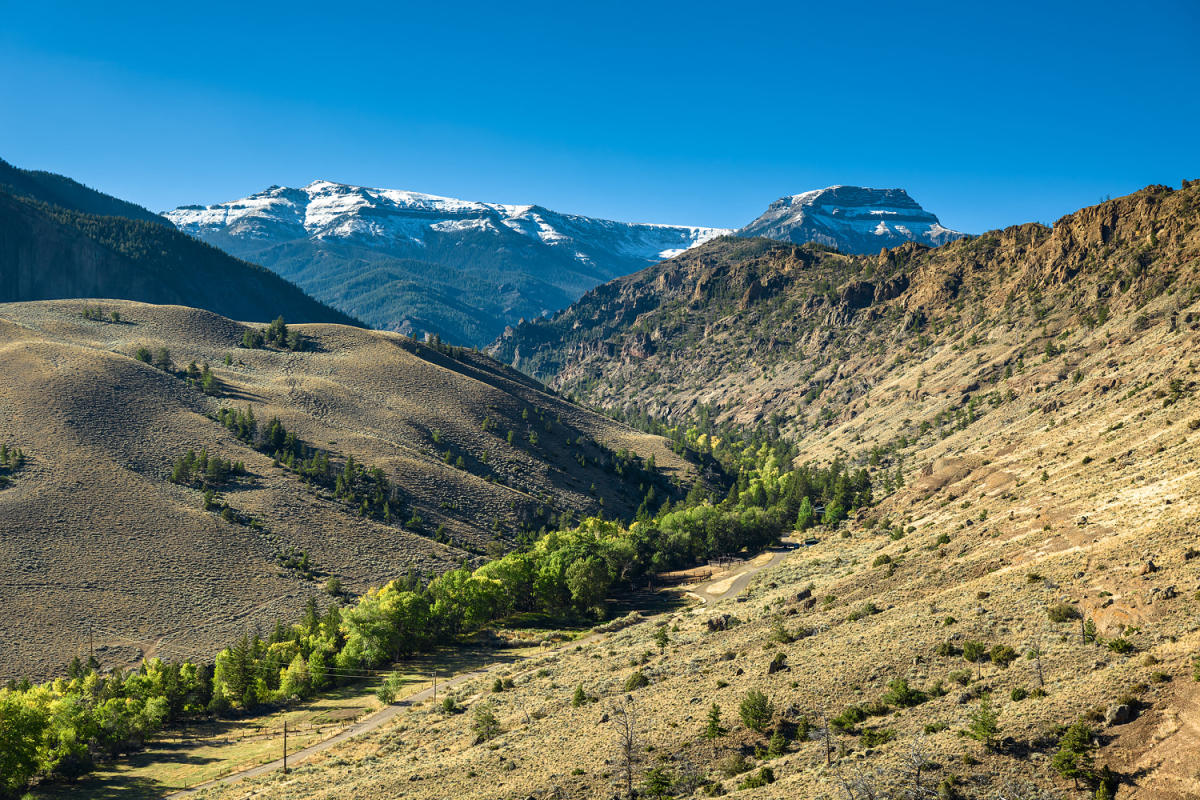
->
[1051, 720, 1097, 789]
[641, 766, 674, 800]
[967, 694, 1000, 750]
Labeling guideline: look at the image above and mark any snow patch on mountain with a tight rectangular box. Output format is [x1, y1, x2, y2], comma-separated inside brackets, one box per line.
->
[167, 181, 729, 265]
[737, 186, 964, 253]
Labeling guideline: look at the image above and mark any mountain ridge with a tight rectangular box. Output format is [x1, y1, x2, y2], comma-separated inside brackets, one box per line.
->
[491, 180, 1199, 434]
[166, 181, 729, 345]
[166, 181, 964, 345]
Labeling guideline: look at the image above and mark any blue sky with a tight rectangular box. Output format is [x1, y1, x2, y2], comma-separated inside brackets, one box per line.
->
[1, 0, 1197, 233]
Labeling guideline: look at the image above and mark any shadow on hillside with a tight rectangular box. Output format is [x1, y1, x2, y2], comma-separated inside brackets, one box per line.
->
[36, 777, 165, 800]
[608, 586, 691, 618]
[35, 770, 190, 800]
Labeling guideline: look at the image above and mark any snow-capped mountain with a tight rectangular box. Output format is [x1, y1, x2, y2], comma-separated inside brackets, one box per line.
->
[737, 186, 964, 254]
[167, 181, 728, 345]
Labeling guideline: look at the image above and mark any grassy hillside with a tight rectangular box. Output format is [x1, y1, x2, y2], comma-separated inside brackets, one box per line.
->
[0, 299, 692, 681]
[175, 180, 1200, 799]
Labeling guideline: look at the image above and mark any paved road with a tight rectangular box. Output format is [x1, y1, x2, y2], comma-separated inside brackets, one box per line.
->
[689, 537, 796, 604]
[165, 538, 796, 797]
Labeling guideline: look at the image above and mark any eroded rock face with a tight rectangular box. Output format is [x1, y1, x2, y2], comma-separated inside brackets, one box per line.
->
[493, 181, 1200, 443]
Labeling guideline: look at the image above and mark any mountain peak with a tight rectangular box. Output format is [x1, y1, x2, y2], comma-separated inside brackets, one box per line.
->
[741, 185, 963, 253]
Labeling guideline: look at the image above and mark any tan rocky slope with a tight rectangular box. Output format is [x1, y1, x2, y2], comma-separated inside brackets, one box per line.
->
[200, 292, 1200, 797]
[195, 183, 1200, 799]
[492, 180, 1200, 443]
[0, 300, 691, 680]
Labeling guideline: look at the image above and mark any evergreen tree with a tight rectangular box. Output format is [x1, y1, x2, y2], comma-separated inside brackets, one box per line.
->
[966, 694, 1000, 750]
[796, 496, 815, 530]
[704, 703, 726, 739]
[739, 690, 774, 734]
[641, 766, 674, 800]
[1051, 720, 1097, 789]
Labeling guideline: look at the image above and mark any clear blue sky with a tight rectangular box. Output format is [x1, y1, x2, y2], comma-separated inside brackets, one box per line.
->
[2, 0, 1197, 233]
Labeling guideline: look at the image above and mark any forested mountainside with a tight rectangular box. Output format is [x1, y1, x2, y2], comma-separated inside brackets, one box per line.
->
[0, 300, 692, 680]
[0, 158, 166, 224]
[0, 162, 357, 325]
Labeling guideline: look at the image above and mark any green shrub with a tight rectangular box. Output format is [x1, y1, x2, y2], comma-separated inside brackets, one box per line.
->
[1107, 637, 1135, 654]
[847, 602, 881, 622]
[1047, 603, 1081, 623]
[881, 678, 927, 707]
[831, 704, 868, 732]
[990, 644, 1018, 669]
[860, 727, 895, 747]
[937, 640, 961, 657]
[624, 671, 649, 691]
[471, 702, 500, 743]
[737, 767, 775, 789]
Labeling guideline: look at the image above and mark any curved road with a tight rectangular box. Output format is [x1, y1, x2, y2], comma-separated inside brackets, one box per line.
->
[688, 537, 796, 604]
[165, 537, 797, 797]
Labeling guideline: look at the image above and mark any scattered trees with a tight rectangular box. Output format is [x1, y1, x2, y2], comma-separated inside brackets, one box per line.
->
[169, 449, 245, 489]
[241, 317, 305, 351]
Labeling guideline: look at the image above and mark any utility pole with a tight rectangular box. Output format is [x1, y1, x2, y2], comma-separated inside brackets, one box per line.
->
[283, 720, 288, 774]
[433, 670, 437, 701]
[89, 623, 94, 661]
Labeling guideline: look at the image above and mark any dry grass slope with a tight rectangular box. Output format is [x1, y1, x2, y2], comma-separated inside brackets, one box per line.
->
[0, 299, 691, 681]
[187, 183, 1200, 799]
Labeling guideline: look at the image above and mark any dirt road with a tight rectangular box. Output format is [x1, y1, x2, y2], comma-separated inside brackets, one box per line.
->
[165, 669, 488, 798]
